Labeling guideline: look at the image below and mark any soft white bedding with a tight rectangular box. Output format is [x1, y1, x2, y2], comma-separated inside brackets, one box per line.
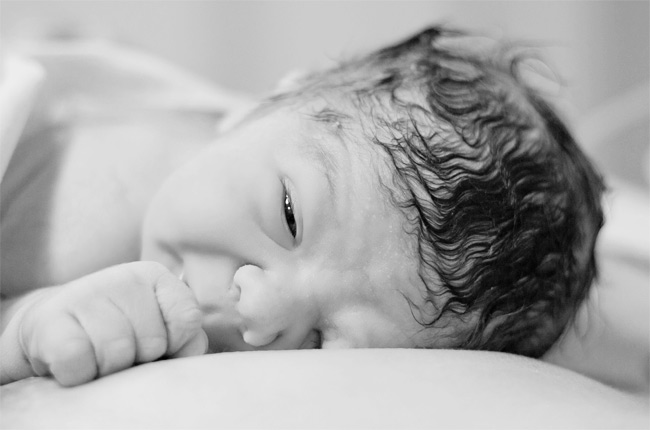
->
[0, 55, 44, 183]
[2, 350, 648, 429]
[0, 40, 647, 429]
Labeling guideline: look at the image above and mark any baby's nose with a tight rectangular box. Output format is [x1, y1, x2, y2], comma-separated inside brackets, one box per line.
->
[233, 264, 315, 349]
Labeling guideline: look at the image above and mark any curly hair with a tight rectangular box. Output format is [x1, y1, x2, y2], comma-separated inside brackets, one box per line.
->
[264, 25, 605, 357]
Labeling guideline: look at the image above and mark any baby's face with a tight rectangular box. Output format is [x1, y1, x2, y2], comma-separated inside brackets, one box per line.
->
[141, 105, 428, 351]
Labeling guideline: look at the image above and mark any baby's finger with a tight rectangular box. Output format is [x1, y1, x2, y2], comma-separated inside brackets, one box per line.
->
[87, 262, 174, 364]
[70, 299, 138, 379]
[169, 329, 209, 358]
[47, 338, 98, 387]
[27, 315, 97, 387]
[153, 270, 204, 356]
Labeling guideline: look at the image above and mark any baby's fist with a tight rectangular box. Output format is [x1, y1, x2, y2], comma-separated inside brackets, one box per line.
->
[3, 262, 207, 386]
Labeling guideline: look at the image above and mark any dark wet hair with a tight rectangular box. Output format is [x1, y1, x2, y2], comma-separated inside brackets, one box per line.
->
[265, 25, 605, 357]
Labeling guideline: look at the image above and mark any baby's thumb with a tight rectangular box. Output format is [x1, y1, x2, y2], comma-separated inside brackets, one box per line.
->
[170, 329, 209, 358]
[153, 271, 206, 357]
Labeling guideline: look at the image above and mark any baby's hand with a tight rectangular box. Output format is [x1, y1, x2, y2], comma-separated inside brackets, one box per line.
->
[1, 262, 207, 386]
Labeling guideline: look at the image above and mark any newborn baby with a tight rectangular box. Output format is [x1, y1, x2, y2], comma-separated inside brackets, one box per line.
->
[0, 25, 604, 386]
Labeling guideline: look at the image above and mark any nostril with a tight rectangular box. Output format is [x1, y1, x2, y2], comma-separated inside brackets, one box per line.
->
[231, 264, 260, 302]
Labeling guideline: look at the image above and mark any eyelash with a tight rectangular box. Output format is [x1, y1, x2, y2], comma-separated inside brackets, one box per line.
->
[282, 180, 297, 239]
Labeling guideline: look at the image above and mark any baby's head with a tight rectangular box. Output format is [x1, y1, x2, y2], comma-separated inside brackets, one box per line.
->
[142, 25, 604, 356]
[261, 25, 606, 356]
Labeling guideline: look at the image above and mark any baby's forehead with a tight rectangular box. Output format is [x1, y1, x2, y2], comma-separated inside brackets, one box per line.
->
[304, 104, 404, 198]
[240, 98, 417, 227]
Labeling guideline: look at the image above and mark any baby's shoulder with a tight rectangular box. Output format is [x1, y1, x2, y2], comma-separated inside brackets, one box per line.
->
[1, 114, 214, 296]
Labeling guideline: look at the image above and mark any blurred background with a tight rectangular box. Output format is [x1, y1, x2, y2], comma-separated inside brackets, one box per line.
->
[1, 0, 649, 186]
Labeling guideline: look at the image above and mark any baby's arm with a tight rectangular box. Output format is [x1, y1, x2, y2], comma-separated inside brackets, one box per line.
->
[0, 262, 207, 386]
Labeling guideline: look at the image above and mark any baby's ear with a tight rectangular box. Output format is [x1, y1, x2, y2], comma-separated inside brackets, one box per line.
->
[273, 69, 310, 94]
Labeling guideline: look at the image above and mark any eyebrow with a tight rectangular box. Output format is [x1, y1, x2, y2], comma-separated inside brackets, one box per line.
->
[308, 107, 351, 133]
[302, 108, 352, 198]
[299, 134, 341, 199]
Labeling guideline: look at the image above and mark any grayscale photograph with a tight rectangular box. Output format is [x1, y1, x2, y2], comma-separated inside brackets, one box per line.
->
[1, 1, 648, 428]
